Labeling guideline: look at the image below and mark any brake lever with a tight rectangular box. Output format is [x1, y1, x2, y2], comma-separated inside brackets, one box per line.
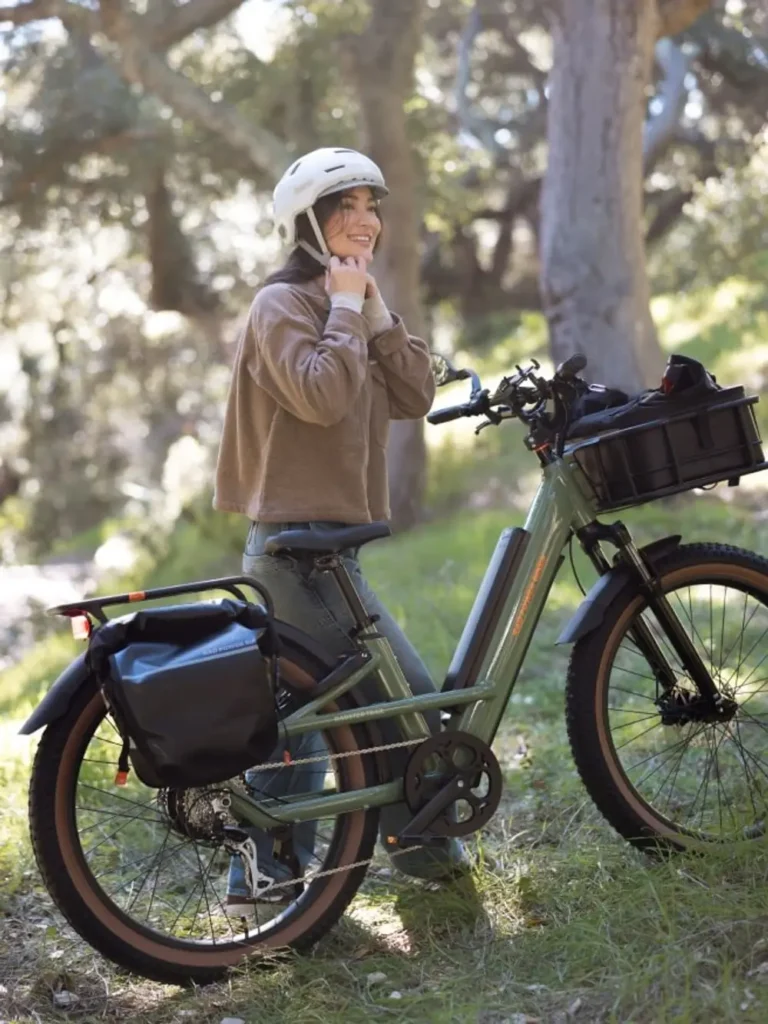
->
[474, 407, 510, 435]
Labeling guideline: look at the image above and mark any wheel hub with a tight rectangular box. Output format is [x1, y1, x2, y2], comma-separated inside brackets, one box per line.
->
[656, 688, 738, 726]
[158, 786, 237, 842]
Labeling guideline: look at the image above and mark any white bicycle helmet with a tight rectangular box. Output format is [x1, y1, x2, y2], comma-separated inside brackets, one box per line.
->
[272, 147, 388, 266]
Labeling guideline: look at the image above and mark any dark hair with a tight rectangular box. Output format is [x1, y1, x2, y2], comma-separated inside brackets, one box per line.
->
[262, 189, 383, 287]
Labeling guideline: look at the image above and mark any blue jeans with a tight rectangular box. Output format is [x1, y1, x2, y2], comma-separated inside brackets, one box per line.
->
[227, 520, 464, 895]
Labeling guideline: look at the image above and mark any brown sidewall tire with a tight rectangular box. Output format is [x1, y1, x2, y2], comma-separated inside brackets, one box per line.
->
[566, 543, 768, 853]
[29, 646, 381, 985]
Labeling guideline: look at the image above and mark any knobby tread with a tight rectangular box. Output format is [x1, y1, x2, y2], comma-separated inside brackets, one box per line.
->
[28, 643, 381, 985]
[565, 542, 768, 852]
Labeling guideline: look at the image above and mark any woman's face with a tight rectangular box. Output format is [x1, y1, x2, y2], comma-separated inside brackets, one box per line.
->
[322, 186, 381, 264]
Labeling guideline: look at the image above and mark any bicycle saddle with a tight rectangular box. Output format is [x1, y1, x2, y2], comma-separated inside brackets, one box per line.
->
[264, 522, 391, 556]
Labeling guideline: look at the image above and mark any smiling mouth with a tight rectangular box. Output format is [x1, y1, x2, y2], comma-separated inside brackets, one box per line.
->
[348, 235, 373, 245]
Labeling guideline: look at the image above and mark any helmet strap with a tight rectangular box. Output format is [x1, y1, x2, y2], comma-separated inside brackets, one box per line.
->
[298, 207, 330, 267]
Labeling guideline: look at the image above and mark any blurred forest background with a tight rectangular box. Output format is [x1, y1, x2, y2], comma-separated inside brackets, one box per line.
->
[1, 0, 768, 650]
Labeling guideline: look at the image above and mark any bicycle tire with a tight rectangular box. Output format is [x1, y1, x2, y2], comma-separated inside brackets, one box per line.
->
[29, 640, 382, 984]
[566, 543, 768, 851]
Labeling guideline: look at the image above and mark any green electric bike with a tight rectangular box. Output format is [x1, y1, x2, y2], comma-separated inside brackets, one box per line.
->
[22, 353, 768, 983]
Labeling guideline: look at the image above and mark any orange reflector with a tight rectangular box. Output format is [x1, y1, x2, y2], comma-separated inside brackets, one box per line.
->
[114, 771, 129, 786]
[386, 836, 398, 845]
[71, 615, 91, 640]
[128, 591, 146, 602]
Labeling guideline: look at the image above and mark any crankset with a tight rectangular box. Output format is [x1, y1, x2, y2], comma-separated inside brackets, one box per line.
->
[399, 731, 502, 841]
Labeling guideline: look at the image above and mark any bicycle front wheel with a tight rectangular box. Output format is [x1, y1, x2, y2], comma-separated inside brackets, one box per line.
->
[567, 543, 768, 851]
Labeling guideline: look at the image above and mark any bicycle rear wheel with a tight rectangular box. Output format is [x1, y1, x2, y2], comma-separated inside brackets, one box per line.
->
[29, 643, 381, 984]
[567, 543, 768, 851]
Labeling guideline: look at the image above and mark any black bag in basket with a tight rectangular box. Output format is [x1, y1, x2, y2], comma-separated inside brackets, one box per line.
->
[87, 598, 278, 789]
[567, 353, 720, 441]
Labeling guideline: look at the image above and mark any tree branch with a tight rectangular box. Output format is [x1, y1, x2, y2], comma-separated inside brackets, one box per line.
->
[146, 0, 245, 51]
[657, 0, 711, 39]
[97, 0, 289, 180]
[455, 0, 507, 161]
[643, 38, 691, 170]
[0, 0, 244, 49]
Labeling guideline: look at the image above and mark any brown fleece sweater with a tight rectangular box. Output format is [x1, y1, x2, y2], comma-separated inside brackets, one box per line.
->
[213, 276, 435, 523]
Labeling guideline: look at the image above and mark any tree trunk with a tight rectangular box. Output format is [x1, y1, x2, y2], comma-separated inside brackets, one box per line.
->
[346, 0, 428, 531]
[540, 0, 665, 393]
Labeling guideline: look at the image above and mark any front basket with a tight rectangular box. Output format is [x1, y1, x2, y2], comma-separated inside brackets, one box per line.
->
[566, 391, 767, 512]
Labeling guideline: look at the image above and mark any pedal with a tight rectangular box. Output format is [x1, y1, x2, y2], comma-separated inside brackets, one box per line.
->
[388, 833, 448, 849]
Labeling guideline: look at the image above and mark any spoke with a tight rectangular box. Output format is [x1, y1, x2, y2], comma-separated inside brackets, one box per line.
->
[96, 836, 190, 888]
[615, 720, 665, 752]
[720, 595, 760, 686]
[622, 729, 702, 774]
[649, 727, 697, 817]
[193, 843, 218, 945]
[610, 683, 657, 701]
[709, 584, 715, 673]
[77, 805, 164, 827]
[727, 635, 768, 693]
[79, 784, 162, 817]
[739, 685, 768, 713]
[718, 586, 729, 678]
[611, 666, 657, 685]
[632, 731, 703, 792]
[128, 827, 171, 914]
[607, 706, 660, 716]
[729, 720, 762, 820]
[671, 588, 710, 667]
[711, 727, 738, 832]
[82, 758, 120, 766]
[610, 715, 661, 731]
[82, 814, 155, 857]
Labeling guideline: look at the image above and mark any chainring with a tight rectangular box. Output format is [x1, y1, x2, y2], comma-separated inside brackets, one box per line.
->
[403, 730, 502, 837]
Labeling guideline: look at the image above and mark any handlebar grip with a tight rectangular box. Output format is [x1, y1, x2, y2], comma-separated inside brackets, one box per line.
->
[556, 353, 588, 380]
[427, 403, 472, 425]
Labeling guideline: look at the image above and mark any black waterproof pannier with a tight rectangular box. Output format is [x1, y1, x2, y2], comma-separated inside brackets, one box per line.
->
[565, 354, 766, 511]
[87, 598, 278, 789]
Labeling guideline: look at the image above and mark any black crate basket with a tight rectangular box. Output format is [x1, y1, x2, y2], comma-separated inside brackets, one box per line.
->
[565, 387, 768, 512]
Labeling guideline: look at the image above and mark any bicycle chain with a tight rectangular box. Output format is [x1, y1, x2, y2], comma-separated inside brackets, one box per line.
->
[229, 736, 428, 898]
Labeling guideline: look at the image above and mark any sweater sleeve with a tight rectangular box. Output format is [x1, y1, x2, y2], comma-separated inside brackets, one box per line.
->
[248, 285, 371, 427]
[370, 315, 436, 420]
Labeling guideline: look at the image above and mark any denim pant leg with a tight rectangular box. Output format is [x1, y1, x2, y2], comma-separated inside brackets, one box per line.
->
[228, 525, 336, 895]
[229, 521, 464, 895]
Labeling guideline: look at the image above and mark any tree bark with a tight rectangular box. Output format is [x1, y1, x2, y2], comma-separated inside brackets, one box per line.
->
[540, 0, 665, 393]
[345, 0, 428, 532]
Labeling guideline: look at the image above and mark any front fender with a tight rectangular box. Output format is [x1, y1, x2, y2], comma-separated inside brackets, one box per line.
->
[18, 620, 340, 736]
[556, 534, 682, 646]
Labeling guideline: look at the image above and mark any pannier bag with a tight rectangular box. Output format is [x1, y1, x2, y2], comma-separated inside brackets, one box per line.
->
[87, 598, 278, 789]
[565, 353, 765, 510]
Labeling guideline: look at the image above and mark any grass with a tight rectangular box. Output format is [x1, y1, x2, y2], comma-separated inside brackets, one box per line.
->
[4, 285, 768, 1021]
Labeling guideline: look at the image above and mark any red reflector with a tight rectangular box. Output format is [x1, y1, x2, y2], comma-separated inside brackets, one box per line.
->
[114, 771, 129, 786]
[71, 615, 91, 640]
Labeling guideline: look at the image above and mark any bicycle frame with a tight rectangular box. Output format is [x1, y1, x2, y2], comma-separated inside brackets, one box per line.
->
[228, 455, 600, 831]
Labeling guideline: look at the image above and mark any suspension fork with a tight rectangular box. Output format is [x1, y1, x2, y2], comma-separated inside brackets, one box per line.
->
[578, 522, 720, 702]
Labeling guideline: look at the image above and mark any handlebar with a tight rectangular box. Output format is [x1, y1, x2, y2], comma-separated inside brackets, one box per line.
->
[426, 397, 485, 425]
[428, 352, 590, 452]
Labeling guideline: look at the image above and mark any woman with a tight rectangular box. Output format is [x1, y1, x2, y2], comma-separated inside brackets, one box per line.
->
[214, 147, 466, 913]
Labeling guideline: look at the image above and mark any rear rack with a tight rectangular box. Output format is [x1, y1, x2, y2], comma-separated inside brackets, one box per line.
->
[48, 575, 274, 625]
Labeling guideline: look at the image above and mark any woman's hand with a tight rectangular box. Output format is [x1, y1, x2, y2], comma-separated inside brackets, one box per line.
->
[325, 256, 367, 298]
[364, 274, 379, 300]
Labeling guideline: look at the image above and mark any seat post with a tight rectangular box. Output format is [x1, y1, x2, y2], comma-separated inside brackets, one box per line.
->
[315, 555, 375, 634]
